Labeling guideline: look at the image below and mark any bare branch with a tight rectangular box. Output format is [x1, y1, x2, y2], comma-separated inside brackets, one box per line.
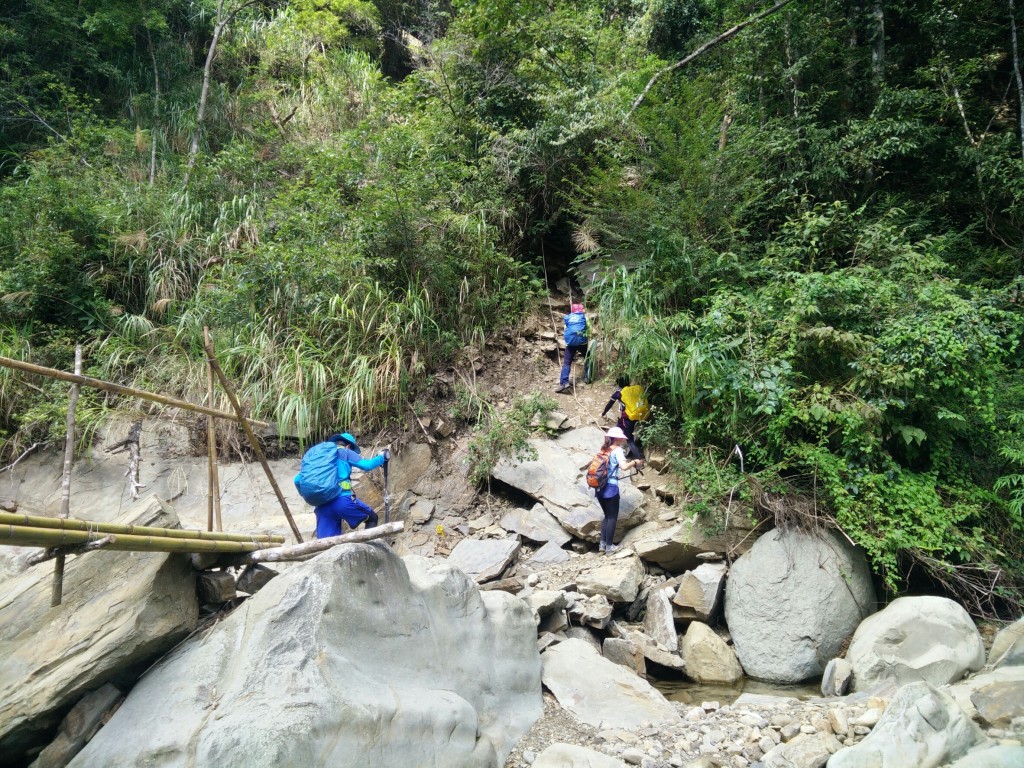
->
[629, 0, 795, 118]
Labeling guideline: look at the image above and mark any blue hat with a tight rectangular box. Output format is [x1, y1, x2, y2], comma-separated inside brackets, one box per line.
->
[328, 432, 359, 451]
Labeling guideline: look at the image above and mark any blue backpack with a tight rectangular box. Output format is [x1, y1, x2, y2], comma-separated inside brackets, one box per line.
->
[564, 312, 587, 346]
[294, 442, 341, 506]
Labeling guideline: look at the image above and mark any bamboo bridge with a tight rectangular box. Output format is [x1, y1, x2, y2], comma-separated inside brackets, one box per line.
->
[0, 333, 401, 607]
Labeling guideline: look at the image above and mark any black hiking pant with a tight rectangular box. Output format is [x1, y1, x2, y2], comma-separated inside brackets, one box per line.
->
[597, 492, 620, 547]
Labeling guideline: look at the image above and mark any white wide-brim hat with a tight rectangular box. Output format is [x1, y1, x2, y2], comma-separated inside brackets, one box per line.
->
[606, 426, 627, 440]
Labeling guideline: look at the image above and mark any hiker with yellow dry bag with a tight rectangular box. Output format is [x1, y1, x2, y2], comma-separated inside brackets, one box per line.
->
[602, 375, 651, 459]
[587, 426, 644, 554]
[294, 432, 390, 539]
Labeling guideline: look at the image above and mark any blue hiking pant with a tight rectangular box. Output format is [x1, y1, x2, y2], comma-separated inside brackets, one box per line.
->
[560, 343, 589, 387]
[315, 494, 378, 539]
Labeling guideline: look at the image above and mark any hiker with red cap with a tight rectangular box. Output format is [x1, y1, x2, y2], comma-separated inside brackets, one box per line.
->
[556, 302, 589, 393]
[593, 426, 644, 554]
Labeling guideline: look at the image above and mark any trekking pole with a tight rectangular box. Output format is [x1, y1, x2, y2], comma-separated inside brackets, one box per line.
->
[383, 453, 390, 524]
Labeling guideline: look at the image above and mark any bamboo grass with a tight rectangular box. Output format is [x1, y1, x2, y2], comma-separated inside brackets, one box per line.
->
[0, 512, 284, 543]
[0, 524, 277, 553]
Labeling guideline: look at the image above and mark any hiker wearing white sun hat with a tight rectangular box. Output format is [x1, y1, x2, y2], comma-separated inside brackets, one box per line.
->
[593, 425, 644, 554]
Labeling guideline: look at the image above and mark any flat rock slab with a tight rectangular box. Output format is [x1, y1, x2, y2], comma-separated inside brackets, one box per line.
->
[492, 428, 643, 541]
[447, 538, 521, 583]
[948, 665, 1024, 722]
[541, 639, 681, 729]
[0, 496, 198, 763]
[69, 544, 542, 768]
[577, 554, 645, 604]
[527, 540, 570, 565]
[500, 504, 571, 546]
[532, 743, 627, 767]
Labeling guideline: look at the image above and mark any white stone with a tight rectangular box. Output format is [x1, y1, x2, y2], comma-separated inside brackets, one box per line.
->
[846, 596, 984, 691]
[828, 681, 985, 768]
[541, 639, 681, 729]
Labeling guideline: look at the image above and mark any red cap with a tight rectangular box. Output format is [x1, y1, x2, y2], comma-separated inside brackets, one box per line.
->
[571, 303, 585, 313]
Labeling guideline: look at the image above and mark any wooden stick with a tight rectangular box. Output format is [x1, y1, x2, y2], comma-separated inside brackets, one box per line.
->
[29, 535, 115, 566]
[0, 511, 284, 543]
[204, 327, 222, 532]
[52, 346, 82, 607]
[4, 525, 278, 553]
[203, 336, 303, 543]
[245, 522, 403, 563]
[408, 405, 437, 445]
[0, 355, 269, 428]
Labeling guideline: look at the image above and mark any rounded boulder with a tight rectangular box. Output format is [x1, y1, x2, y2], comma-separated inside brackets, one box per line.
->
[724, 527, 876, 683]
[846, 595, 984, 691]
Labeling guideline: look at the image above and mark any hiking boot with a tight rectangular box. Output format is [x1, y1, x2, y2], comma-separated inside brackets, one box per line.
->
[598, 542, 607, 553]
[554, 385, 570, 393]
[605, 544, 621, 554]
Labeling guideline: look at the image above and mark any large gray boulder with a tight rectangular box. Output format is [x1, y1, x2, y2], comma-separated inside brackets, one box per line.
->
[846, 595, 984, 691]
[541, 639, 681, 729]
[828, 682, 985, 768]
[0, 496, 198, 764]
[491, 428, 643, 541]
[724, 528, 876, 683]
[69, 543, 542, 768]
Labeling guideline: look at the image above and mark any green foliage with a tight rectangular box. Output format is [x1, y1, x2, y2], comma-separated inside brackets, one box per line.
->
[1, 0, 1024, 611]
[465, 392, 556, 486]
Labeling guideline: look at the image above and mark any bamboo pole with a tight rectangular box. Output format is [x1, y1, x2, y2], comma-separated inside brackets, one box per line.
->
[0, 355, 269, 428]
[0, 512, 284, 543]
[245, 522, 403, 563]
[202, 336, 303, 543]
[204, 327, 222, 532]
[52, 346, 82, 607]
[2, 525, 278, 553]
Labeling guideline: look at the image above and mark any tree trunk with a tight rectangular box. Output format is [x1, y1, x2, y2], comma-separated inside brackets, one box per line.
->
[1011, 0, 1024, 160]
[245, 522, 404, 563]
[145, 16, 161, 185]
[870, 1, 885, 89]
[183, 0, 226, 188]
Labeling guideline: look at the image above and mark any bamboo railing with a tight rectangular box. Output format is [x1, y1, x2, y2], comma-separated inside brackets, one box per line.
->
[1, 522, 280, 554]
[0, 512, 284, 544]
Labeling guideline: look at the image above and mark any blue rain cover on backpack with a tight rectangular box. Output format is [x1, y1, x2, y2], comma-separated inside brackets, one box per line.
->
[293, 441, 341, 506]
[564, 312, 587, 346]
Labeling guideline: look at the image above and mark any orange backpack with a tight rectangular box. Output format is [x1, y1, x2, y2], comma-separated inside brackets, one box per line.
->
[586, 448, 611, 491]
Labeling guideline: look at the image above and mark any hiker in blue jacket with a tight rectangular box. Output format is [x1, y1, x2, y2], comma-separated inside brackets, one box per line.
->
[556, 302, 589, 393]
[315, 433, 390, 539]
